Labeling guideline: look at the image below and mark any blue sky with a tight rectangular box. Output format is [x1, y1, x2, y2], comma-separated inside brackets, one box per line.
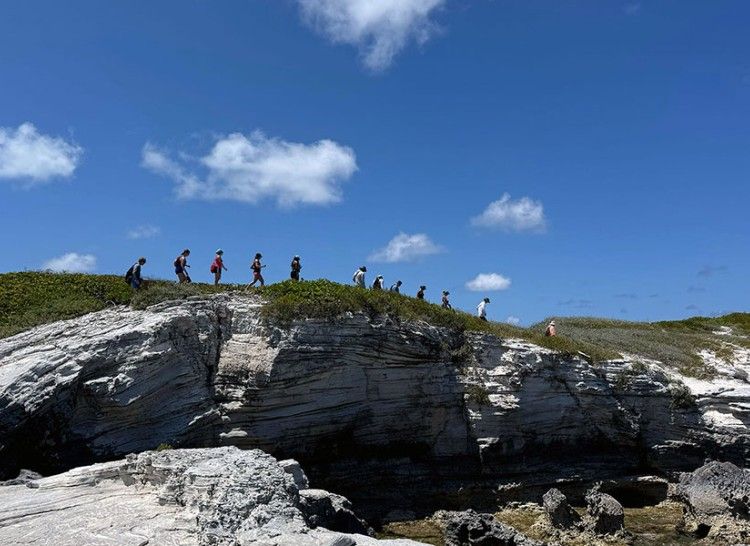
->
[1, 0, 748, 324]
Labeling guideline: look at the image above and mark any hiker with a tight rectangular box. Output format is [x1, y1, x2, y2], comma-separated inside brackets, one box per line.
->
[210, 249, 227, 286]
[352, 266, 366, 288]
[417, 285, 426, 300]
[290, 255, 302, 281]
[125, 257, 146, 289]
[249, 253, 265, 287]
[442, 290, 452, 309]
[545, 320, 557, 337]
[174, 249, 191, 283]
[372, 275, 384, 290]
[389, 280, 403, 293]
[477, 297, 490, 321]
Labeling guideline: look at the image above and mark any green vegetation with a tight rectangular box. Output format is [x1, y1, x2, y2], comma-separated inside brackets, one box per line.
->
[532, 315, 750, 378]
[466, 384, 491, 406]
[2, 272, 747, 378]
[155, 443, 174, 451]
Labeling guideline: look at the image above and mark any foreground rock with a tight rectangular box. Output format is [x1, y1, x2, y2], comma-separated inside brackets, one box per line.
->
[677, 460, 750, 542]
[437, 510, 544, 546]
[1, 294, 749, 517]
[542, 488, 580, 529]
[584, 489, 625, 535]
[0, 447, 423, 546]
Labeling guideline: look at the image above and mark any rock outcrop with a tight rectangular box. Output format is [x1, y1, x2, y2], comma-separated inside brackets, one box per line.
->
[1, 294, 749, 517]
[676, 460, 750, 542]
[437, 510, 544, 546]
[584, 489, 625, 535]
[542, 488, 580, 529]
[0, 446, 423, 546]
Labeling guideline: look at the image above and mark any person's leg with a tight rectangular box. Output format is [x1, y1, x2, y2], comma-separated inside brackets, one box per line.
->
[177, 272, 186, 283]
[259, 274, 265, 287]
[214, 270, 221, 286]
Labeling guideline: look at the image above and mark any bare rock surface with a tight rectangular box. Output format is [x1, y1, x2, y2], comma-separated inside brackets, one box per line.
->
[1, 294, 750, 516]
[0, 446, 424, 546]
[542, 488, 580, 529]
[584, 489, 625, 535]
[436, 509, 545, 546]
[677, 461, 750, 542]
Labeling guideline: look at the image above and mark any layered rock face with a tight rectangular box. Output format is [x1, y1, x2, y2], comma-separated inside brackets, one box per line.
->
[1, 294, 749, 517]
[0, 446, 423, 546]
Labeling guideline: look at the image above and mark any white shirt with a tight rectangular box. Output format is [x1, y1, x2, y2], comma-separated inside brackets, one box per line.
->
[477, 301, 488, 318]
[353, 270, 365, 285]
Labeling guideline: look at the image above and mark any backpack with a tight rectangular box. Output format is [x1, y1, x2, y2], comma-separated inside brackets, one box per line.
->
[174, 256, 181, 268]
[210, 263, 218, 273]
[124, 265, 135, 284]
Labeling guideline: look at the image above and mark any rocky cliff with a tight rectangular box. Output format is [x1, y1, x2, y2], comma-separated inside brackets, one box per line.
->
[1, 294, 748, 519]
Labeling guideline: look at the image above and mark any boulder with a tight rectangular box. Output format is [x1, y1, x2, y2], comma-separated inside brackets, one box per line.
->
[676, 461, 750, 541]
[440, 509, 545, 546]
[542, 488, 580, 529]
[584, 489, 624, 535]
[299, 488, 371, 535]
[280, 458, 310, 489]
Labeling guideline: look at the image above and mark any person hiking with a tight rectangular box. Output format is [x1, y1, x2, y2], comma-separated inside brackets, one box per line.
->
[210, 249, 228, 286]
[545, 320, 557, 337]
[416, 285, 426, 300]
[389, 280, 403, 293]
[249, 253, 265, 287]
[174, 249, 191, 283]
[477, 297, 490, 321]
[290, 255, 302, 281]
[372, 275, 384, 290]
[352, 266, 366, 288]
[125, 257, 146, 290]
[441, 290, 452, 309]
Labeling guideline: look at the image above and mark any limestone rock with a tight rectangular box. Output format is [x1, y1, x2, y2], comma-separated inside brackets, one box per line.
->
[0, 446, 425, 546]
[584, 489, 624, 535]
[676, 461, 750, 541]
[439, 509, 545, 546]
[299, 488, 371, 535]
[542, 488, 580, 529]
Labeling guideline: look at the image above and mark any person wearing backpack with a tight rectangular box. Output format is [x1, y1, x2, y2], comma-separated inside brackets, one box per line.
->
[249, 253, 265, 287]
[352, 266, 366, 288]
[125, 257, 146, 289]
[416, 285, 426, 300]
[210, 249, 227, 286]
[545, 320, 557, 337]
[389, 280, 402, 293]
[441, 290, 452, 309]
[290, 255, 302, 281]
[372, 275, 384, 290]
[477, 297, 490, 321]
[174, 249, 191, 283]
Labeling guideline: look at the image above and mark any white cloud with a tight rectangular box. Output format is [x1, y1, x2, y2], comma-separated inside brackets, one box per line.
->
[471, 193, 546, 232]
[0, 123, 83, 184]
[127, 224, 161, 240]
[43, 253, 97, 273]
[142, 131, 357, 207]
[297, 0, 445, 71]
[506, 316, 521, 326]
[369, 232, 444, 263]
[465, 273, 511, 292]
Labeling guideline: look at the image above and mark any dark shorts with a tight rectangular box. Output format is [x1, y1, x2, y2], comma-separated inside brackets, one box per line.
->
[291, 270, 300, 280]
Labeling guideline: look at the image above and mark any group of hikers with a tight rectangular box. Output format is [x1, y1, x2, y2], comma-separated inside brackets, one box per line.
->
[124, 252, 557, 335]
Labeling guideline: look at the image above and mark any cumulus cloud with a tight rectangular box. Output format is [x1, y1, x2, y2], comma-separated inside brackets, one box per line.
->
[506, 316, 521, 326]
[0, 123, 83, 184]
[142, 131, 357, 207]
[465, 273, 511, 292]
[471, 193, 546, 232]
[297, 0, 445, 71]
[43, 253, 97, 273]
[127, 224, 161, 240]
[369, 232, 444, 263]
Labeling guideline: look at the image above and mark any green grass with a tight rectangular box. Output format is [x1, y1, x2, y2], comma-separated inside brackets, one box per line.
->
[531, 315, 750, 378]
[2, 272, 747, 377]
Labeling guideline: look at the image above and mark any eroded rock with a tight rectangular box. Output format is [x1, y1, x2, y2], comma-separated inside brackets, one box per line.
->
[0, 446, 424, 546]
[542, 488, 580, 529]
[438, 509, 545, 546]
[585, 489, 624, 535]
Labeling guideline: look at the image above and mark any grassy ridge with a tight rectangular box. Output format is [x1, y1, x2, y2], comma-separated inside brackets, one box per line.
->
[2, 272, 747, 376]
